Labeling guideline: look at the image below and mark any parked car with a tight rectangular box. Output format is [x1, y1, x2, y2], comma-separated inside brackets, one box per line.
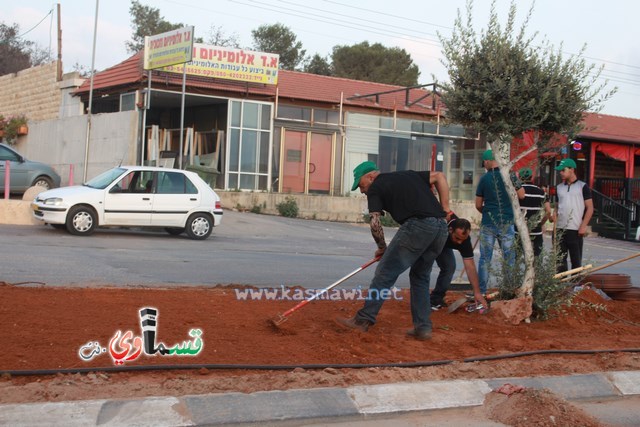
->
[0, 143, 61, 193]
[31, 166, 223, 240]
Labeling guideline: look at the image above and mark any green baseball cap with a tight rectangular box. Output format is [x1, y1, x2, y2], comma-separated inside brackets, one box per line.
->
[555, 158, 577, 171]
[351, 161, 379, 191]
[482, 150, 494, 161]
[519, 167, 533, 180]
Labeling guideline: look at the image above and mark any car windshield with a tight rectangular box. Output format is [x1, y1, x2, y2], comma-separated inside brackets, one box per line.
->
[84, 167, 127, 189]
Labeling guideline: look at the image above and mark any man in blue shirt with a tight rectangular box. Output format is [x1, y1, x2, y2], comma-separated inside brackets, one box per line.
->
[475, 150, 525, 294]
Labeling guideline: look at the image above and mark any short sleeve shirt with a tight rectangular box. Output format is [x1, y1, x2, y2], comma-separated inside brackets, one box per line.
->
[367, 170, 446, 224]
[555, 180, 592, 230]
[476, 168, 520, 227]
[444, 235, 474, 258]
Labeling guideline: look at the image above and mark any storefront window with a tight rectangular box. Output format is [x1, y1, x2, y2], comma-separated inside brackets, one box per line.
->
[227, 100, 272, 190]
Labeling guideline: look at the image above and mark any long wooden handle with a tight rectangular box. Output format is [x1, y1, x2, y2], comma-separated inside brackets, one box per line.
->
[553, 264, 593, 279]
[582, 252, 640, 275]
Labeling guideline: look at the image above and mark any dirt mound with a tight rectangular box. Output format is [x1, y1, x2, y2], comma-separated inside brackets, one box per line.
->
[1, 283, 639, 404]
[485, 387, 604, 426]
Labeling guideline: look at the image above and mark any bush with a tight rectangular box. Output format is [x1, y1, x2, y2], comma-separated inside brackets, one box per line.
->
[490, 233, 572, 320]
[276, 196, 299, 218]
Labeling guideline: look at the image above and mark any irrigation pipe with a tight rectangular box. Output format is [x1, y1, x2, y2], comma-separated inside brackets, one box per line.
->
[3, 348, 639, 377]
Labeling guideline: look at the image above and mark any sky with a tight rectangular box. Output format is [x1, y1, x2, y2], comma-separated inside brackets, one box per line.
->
[4, 0, 640, 118]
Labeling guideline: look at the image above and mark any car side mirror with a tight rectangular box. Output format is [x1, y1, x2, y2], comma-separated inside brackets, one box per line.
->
[109, 185, 122, 193]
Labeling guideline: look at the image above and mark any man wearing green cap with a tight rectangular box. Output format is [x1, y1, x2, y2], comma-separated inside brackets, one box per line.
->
[475, 150, 525, 295]
[553, 158, 593, 273]
[338, 161, 450, 340]
[518, 167, 551, 256]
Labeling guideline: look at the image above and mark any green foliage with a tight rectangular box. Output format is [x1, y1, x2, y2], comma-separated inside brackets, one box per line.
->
[438, 0, 615, 144]
[206, 25, 240, 48]
[304, 54, 333, 76]
[250, 204, 262, 214]
[490, 233, 571, 320]
[126, 0, 202, 53]
[331, 42, 419, 86]
[1, 114, 28, 145]
[276, 196, 299, 218]
[251, 24, 306, 71]
[0, 22, 50, 75]
[362, 212, 399, 228]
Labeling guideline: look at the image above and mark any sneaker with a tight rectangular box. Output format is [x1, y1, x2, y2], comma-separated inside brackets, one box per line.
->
[335, 316, 372, 332]
[430, 301, 447, 311]
[406, 328, 432, 341]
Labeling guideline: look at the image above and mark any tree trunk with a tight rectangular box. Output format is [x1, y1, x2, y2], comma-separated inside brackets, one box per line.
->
[490, 139, 535, 298]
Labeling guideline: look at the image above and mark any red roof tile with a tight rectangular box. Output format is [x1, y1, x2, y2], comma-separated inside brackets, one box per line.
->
[580, 113, 640, 144]
[76, 53, 438, 116]
[75, 54, 640, 142]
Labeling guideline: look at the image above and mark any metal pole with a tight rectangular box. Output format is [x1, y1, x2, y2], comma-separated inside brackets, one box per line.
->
[82, 0, 99, 182]
[141, 72, 151, 165]
[178, 66, 187, 169]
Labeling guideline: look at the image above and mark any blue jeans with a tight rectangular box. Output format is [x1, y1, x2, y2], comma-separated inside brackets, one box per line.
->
[356, 217, 448, 333]
[478, 223, 516, 294]
[431, 247, 456, 305]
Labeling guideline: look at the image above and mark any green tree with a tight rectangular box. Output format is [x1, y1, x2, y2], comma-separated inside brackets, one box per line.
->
[251, 23, 306, 71]
[438, 0, 615, 298]
[303, 53, 332, 76]
[0, 22, 50, 75]
[127, 0, 204, 53]
[331, 42, 419, 86]
[206, 25, 240, 48]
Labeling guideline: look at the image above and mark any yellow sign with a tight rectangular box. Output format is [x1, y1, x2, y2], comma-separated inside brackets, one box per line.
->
[144, 26, 194, 70]
[162, 43, 280, 85]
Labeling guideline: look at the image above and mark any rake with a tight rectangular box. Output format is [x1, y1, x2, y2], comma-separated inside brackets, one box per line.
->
[269, 257, 380, 327]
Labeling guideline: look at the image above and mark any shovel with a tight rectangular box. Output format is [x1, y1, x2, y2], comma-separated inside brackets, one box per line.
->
[448, 291, 498, 314]
[269, 257, 380, 327]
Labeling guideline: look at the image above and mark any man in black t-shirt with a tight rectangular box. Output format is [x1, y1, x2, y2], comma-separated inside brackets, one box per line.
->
[431, 217, 487, 310]
[337, 161, 450, 341]
[517, 168, 551, 257]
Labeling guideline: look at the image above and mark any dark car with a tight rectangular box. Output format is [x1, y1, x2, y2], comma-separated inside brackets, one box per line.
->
[0, 143, 61, 194]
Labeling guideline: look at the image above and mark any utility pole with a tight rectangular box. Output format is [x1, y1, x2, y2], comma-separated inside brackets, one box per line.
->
[57, 3, 62, 81]
[83, 0, 99, 182]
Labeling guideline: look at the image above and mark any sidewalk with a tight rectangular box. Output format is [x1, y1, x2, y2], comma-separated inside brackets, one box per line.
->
[1, 370, 639, 426]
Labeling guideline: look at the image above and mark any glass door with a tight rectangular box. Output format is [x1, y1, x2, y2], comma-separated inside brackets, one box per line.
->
[280, 130, 335, 194]
[308, 133, 332, 194]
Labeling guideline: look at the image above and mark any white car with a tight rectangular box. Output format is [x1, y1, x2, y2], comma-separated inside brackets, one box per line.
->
[31, 166, 223, 240]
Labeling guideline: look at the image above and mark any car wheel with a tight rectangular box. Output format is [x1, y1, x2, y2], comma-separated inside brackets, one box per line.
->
[66, 205, 97, 236]
[165, 227, 185, 236]
[185, 213, 212, 240]
[32, 176, 54, 190]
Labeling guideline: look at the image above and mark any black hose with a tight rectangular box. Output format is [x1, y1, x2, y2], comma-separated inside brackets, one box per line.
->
[3, 348, 639, 377]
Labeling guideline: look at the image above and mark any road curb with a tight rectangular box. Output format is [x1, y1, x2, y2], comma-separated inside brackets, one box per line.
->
[1, 370, 638, 426]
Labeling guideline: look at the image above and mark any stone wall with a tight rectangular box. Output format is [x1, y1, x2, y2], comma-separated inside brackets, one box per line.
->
[218, 191, 481, 225]
[0, 62, 62, 121]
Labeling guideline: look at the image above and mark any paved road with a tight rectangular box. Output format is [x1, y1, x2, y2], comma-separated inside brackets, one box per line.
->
[1, 210, 638, 288]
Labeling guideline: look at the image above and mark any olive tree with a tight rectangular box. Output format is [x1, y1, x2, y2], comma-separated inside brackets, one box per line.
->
[438, 0, 614, 297]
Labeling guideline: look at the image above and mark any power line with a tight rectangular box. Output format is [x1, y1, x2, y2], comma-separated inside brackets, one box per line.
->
[16, 9, 53, 39]
[231, 0, 442, 48]
[164, 0, 640, 95]
[321, 0, 453, 31]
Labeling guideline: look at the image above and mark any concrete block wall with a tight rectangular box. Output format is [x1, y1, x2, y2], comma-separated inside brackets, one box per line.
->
[218, 191, 481, 225]
[0, 62, 61, 121]
[1, 189, 481, 226]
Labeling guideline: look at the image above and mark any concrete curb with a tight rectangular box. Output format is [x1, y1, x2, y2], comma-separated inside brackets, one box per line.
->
[1, 370, 638, 426]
